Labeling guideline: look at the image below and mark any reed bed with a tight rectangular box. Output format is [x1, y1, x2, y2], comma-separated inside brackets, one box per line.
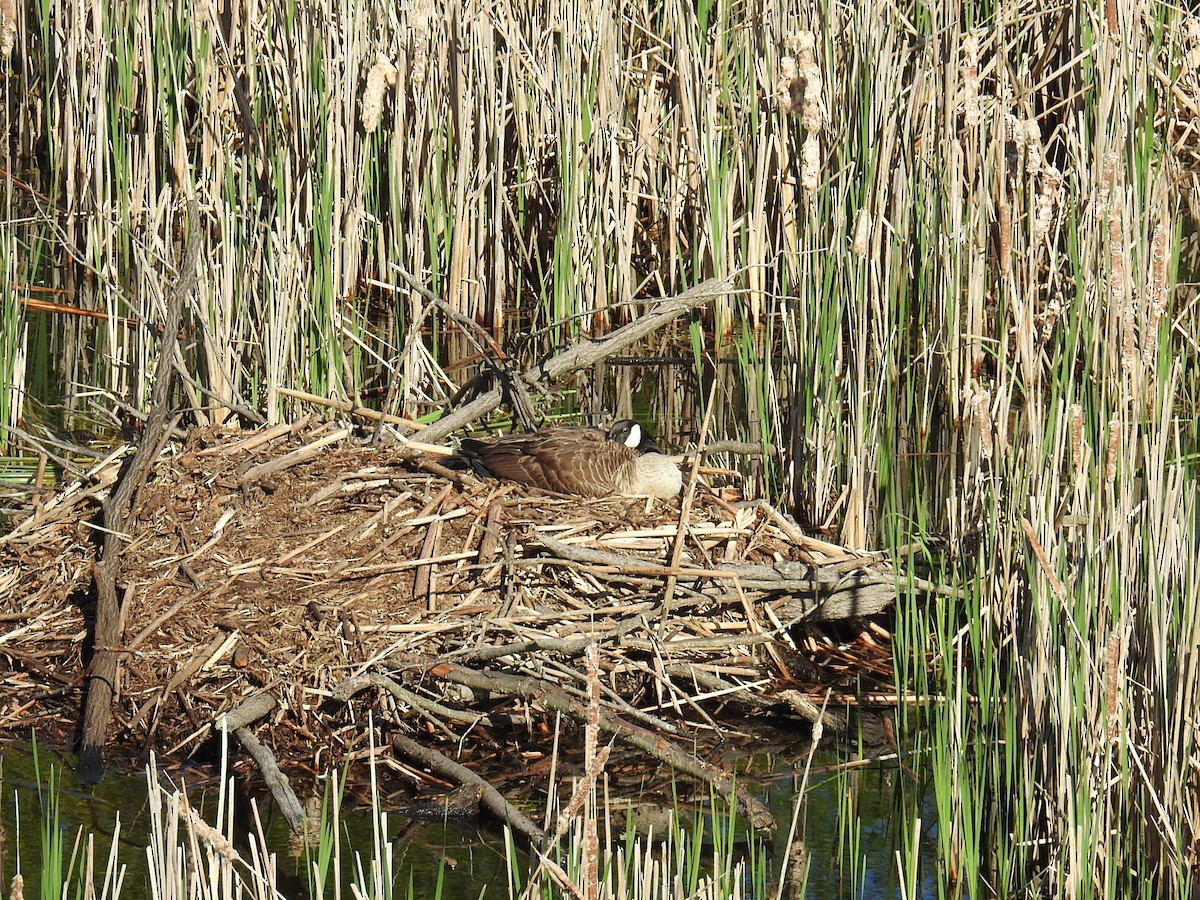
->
[15, 730, 773, 900]
[2, 0, 1199, 896]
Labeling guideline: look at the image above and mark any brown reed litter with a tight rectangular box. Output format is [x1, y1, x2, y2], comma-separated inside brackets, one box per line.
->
[0, 419, 916, 833]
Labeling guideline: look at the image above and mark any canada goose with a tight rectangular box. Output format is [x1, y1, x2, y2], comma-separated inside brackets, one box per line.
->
[459, 420, 682, 498]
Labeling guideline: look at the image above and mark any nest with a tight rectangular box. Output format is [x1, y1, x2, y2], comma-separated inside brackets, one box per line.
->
[1, 418, 907, 838]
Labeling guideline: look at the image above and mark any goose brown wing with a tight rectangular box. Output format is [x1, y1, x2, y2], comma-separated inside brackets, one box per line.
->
[471, 441, 564, 491]
[464, 428, 629, 497]
[531, 431, 631, 496]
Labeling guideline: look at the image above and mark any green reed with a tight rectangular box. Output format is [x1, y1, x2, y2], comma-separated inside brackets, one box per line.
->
[3, 0, 1200, 896]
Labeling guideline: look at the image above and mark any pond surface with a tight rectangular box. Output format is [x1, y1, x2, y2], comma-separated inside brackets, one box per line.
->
[0, 733, 939, 899]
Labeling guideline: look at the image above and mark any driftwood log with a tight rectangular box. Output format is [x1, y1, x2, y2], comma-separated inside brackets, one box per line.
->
[79, 200, 202, 785]
[536, 534, 896, 621]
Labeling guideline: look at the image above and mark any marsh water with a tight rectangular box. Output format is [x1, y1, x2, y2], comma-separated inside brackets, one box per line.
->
[0, 732, 938, 900]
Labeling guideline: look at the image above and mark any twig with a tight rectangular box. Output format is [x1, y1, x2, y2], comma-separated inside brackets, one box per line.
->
[392, 734, 549, 848]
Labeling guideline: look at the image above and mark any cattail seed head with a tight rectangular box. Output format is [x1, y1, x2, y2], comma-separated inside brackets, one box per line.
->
[1185, 16, 1200, 72]
[1098, 152, 1118, 211]
[1040, 294, 1063, 342]
[961, 33, 983, 126]
[776, 56, 803, 115]
[0, 0, 15, 59]
[408, 0, 434, 92]
[794, 33, 825, 133]
[801, 133, 821, 191]
[998, 194, 1011, 270]
[852, 209, 871, 257]
[361, 55, 399, 133]
[975, 389, 994, 458]
[1105, 632, 1121, 739]
[1105, 417, 1120, 483]
[1034, 165, 1061, 243]
[779, 32, 825, 192]
[1023, 119, 1044, 174]
[1147, 221, 1169, 326]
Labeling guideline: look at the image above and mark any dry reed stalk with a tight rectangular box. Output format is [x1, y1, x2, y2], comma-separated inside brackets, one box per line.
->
[1070, 404, 1085, 476]
[5, 0, 1198, 891]
[583, 644, 601, 900]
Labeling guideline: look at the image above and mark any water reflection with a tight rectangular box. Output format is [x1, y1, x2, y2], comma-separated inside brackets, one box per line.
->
[0, 734, 937, 899]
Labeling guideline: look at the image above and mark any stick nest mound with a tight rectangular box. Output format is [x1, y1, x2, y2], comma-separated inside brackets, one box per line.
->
[1, 418, 901, 824]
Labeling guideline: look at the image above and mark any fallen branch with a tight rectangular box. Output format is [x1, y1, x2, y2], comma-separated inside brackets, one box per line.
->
[455, 615, 646, 663]
[392, 734, 548, 849]
[697, 440, 762, 456]
[237, 427, 354, 484]
[277, 386, 428, 433]
[79, 200, 201, 785]
[776, 689, 850, 732]
[422, 658, 776, 833]
[536, 533, 896, 620]
[418, 277, 733, 443]
[218, 692, 307, 833]
[333, 672, 492, 728]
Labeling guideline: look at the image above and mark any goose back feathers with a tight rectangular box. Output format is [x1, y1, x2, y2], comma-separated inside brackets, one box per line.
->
[460, 420, 682, 498]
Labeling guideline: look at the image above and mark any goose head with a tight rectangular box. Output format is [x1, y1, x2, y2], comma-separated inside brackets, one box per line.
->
[606, 419, 661, 453]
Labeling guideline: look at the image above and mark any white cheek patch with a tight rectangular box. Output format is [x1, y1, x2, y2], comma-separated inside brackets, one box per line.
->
[624, 423, 642, 448]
